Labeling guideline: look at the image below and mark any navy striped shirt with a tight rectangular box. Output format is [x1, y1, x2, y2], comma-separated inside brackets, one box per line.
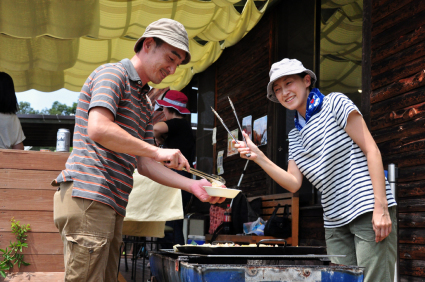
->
[54, 59, 154, 216]
[288, 92, 397, 228]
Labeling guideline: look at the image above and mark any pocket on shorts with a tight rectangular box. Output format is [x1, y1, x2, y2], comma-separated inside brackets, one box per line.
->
[325, 228, 335, 240]
[353, 225, 376, 242]
[65, 234, 108, 280]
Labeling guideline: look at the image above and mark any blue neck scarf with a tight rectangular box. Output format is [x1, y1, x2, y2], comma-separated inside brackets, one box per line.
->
[294, 88, 324, 131]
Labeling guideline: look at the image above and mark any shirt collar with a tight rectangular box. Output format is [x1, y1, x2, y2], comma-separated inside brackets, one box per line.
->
[120, 58, 150, 93]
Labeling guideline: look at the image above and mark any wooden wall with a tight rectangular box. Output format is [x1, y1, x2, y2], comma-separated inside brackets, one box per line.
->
[0, 149, 68, 276]
[213, 10, 273, 196]
[369, 0, 425, 281]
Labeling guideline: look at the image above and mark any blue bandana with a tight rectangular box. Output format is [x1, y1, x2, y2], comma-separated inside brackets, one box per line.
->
[294, 88, 324, 131]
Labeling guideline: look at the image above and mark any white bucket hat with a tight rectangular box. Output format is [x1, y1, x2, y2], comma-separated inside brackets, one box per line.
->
[266, 58, 317, 103]
[134, 18, 191, 65]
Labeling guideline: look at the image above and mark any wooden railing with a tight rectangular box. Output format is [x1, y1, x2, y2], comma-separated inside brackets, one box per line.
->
[0, 149, 69, 275]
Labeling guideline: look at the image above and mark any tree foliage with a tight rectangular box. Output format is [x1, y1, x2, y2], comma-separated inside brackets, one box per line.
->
[18, 101, 77, 115]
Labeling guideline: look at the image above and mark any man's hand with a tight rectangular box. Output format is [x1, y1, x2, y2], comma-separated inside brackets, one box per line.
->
[154, 148, 190, 171]
[190, 179, 226, 204]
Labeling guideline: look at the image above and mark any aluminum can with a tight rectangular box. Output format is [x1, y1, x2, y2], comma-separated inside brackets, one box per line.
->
[56, 128, 70, 152]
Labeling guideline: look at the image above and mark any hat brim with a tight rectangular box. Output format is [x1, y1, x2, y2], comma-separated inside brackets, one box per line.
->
[266, 70, 317, 103]
[134, 36, 191, 65]
[155, 100, 190, 114]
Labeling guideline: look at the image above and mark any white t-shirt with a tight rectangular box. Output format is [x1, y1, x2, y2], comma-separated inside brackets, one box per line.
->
[0, 113, 26, 149]
[288, 92, 397, 228]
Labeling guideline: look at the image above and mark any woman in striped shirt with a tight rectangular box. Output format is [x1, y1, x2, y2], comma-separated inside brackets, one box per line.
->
[235, 58, 397, 282]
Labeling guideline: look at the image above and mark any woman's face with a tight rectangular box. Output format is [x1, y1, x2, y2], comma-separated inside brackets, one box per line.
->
[163, 107, 172, 120]
[272, 74, 311, 116]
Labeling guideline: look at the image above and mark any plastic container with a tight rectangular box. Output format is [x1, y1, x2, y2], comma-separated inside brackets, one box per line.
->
[187, 235, 206, 245]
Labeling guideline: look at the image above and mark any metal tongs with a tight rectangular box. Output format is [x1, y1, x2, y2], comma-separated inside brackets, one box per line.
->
[210, 101, 251, 158]
[183, 167, 226, 185]
[211, 98, 251, 187]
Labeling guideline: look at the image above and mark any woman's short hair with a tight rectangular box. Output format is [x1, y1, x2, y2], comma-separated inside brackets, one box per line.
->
[165, 106, 184, 117]
[0, 72, 19, 114]
[297, 72, 314, 92]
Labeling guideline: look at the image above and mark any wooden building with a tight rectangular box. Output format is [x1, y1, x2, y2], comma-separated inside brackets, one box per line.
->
[1, 0, 424, 280]
[368, 0, 425, 281]
[193, 0, 425, 281]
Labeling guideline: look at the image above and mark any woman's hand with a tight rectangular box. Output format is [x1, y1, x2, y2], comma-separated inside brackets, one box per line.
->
[234, 131, 262, 161]
[372, 206, 392, 242]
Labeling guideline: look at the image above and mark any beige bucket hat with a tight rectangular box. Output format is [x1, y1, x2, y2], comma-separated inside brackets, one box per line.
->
[134, 18, 191, 65]
[266, 58, 316, 103]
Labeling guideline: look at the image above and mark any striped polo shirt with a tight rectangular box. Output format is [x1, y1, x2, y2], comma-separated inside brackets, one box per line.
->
[288, 92, 397, 228]
[54, 59, 154, 217]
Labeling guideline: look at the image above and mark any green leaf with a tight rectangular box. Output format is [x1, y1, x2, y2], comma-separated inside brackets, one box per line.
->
[1, 270, 7, 278]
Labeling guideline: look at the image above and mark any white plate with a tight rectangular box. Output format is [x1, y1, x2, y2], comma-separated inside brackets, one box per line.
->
[203, 186, 241, 198]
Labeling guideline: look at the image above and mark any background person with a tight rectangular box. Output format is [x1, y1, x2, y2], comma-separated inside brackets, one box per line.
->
[154, 90, 195, 247]
[52, 18, 225, 282]
[0, 72, 25, 150]
[235, 58, 397, 282]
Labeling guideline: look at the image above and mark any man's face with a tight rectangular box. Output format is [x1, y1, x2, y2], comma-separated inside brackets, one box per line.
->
[143, 39, 186, 84]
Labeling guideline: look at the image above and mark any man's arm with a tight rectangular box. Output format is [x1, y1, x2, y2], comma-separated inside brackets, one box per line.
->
[11, 142, 24, 150]
[137, 156, 226, 204]
[88, 106, 190, 171]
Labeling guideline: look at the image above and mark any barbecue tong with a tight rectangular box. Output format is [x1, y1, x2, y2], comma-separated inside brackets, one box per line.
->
[211, 99, 251, 158]
[182, 167, 226, 185]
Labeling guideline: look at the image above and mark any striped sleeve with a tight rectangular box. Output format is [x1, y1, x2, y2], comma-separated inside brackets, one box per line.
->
[330, 93, 361, 129]
[288, 137, 294, 161]
[89, 66, 125, 117]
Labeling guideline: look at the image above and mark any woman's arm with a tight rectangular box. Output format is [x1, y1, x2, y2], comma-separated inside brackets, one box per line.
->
[153, 121, 168, 145]
[345, 111, 391, 242]
[235, 131, 303, 193]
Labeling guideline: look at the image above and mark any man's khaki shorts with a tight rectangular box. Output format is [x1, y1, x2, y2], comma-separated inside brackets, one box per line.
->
[53, 182, 123, 282]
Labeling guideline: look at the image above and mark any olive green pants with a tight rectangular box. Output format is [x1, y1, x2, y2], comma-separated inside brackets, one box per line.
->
[325, 206, 397, 282]
[53, 182, 123, 282]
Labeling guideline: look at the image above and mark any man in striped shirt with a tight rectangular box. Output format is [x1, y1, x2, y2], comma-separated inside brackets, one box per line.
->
[52, 19, 225, 281]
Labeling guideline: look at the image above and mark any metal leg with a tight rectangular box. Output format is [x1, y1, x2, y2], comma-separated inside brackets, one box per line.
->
[117, 242, 124, 279]
[124, 236, 129, 272]
[136, 238, 147, 282]
[130, 238, 137, 280]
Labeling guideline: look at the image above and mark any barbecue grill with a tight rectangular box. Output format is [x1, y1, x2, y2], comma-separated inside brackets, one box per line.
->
[149, 242, 365, 282]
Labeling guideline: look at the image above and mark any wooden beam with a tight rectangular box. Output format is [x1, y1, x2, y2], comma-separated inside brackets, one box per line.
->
[5, 255, 64, 272]
[361, 0, 372, 128]
[0, 150, 69, 171]
[0, 232, 62, 255]
[0, 211, 56, 233]
[0, 169, 59, 190]
[0, 189, 55, 211]
[371, 70, 425, 104]
[1, 272, 65, 281]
